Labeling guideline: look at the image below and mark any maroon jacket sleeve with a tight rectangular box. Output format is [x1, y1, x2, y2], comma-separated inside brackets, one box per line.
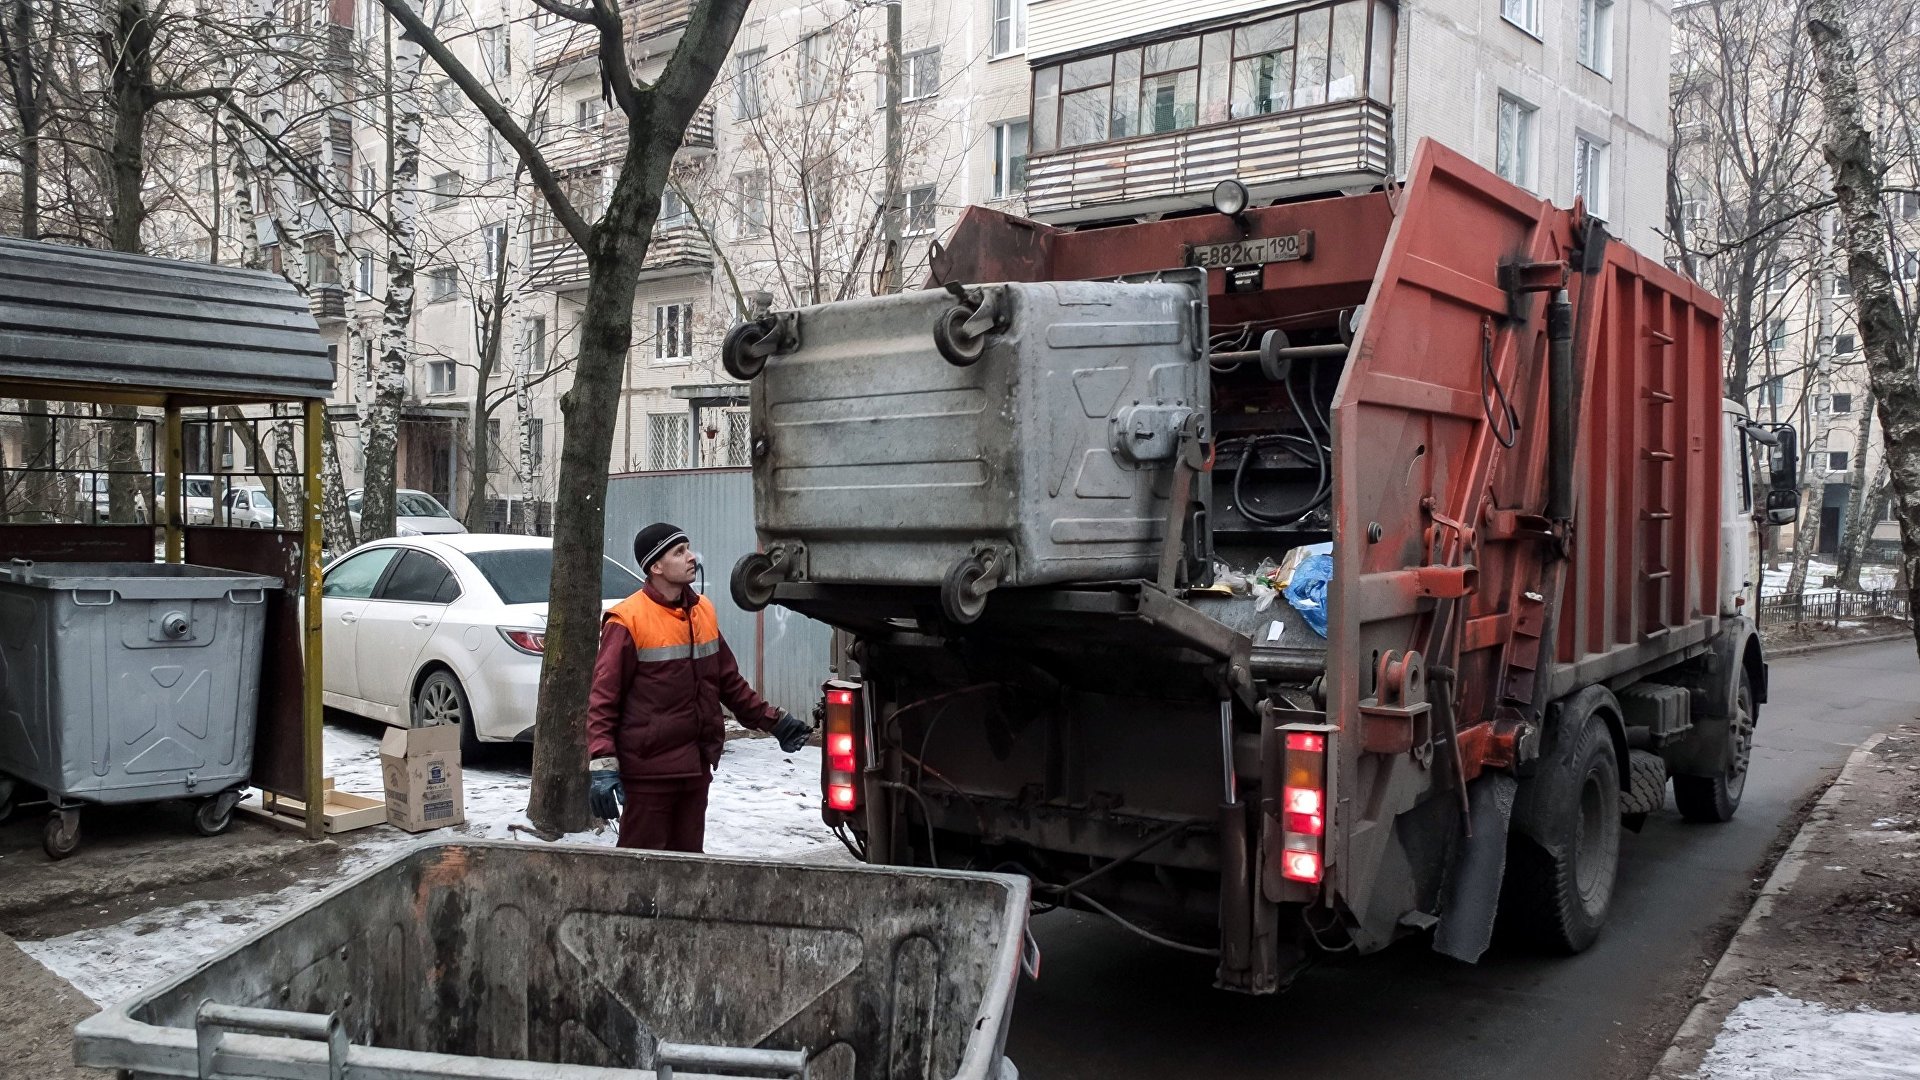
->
[587, 620, 635, 761]
[714, 635, 781, 730]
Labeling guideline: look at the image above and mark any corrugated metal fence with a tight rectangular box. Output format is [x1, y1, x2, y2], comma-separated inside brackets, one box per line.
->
[603, 468, 833, 716]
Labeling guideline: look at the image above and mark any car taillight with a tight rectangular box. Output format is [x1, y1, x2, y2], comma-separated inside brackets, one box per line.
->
[498, 627, 546, 655]
[820, 679, 863, 822]
[1279, 726, 1329, 885]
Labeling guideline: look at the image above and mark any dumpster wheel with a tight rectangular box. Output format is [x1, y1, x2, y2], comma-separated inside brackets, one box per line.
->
[43, 808, 80, 860]
[194, 793, 238, 837]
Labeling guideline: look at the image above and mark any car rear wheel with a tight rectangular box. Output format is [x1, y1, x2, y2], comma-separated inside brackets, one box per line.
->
[414, 668, 482, 762]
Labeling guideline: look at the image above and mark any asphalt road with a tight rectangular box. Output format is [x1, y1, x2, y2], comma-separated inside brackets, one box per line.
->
[1003, 638, 1920, 1080]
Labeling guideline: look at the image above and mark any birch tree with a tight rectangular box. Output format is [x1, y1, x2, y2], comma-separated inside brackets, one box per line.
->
[1807, 0, 1920, 657]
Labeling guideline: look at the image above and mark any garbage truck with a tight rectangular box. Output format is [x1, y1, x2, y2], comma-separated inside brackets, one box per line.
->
[722, 139, 1802, 993]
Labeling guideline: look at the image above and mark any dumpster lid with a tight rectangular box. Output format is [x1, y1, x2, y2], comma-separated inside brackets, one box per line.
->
[0, 237, 332, 407]
[0, 560, 282, 591]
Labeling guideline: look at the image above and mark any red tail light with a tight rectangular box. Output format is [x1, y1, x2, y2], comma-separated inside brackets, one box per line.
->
[498, 628, 546, 655]
[1274, 726, 1331, 891]
[1282, 850, 1323, 883]
[820, 680, 864, 820]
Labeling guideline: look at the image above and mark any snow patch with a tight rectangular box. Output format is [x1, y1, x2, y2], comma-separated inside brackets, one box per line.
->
[21, 723, 836, 1006]
[1698, 993, 1920, 1080]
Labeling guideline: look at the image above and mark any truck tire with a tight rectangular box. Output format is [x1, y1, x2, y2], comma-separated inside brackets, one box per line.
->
[1503, 708, 1621, 954]
[1674, 668, 1754, 824]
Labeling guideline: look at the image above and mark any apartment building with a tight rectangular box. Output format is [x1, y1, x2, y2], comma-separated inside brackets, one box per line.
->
[1019, 0, 1671, 253]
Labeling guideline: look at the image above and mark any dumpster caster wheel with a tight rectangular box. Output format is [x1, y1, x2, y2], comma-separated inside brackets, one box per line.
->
[933, 305, 987, 366]
[722, 320, 773, 381]
[194, 794, 238, 837]
[941, 554, 999, 625]
[731, 551, 782, 612]
[43, 809, 80, 860]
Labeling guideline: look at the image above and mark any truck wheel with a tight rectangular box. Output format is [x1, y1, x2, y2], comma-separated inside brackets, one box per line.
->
[1503, 710, 1621, 953]
[1674, 668, 1754, 824]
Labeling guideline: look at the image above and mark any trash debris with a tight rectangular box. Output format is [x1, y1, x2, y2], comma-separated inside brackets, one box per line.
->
[1284, 550, 1333, 637]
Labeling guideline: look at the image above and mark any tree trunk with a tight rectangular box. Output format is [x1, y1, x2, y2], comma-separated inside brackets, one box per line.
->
[319, 412, 355, 551]
[1808, 0, 1920, 660]
[515, 360, 536, 535]
[101, 0, 153, 524]
[1784, 213, 1838, 601]
[462, 251, 511, 531]
[1837, 461, 1888, 591]
[361, 9, 424, 542]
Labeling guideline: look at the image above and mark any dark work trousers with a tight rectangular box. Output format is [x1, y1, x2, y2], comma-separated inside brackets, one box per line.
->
[616, 778, 710, 852]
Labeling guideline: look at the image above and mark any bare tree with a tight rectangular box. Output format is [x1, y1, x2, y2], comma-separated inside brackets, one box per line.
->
[379, 0, 754, 835]
[1807, 0, 1920, 657]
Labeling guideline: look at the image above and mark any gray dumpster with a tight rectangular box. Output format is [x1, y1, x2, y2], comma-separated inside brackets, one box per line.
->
[76, 841, 1032, 1080]
[0, 560, 279, 857]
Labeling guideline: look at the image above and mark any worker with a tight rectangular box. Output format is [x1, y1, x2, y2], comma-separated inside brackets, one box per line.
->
[587, 522, 812, 851]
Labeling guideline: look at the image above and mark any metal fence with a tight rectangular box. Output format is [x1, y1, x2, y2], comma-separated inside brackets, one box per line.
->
[603, 467, 834, 716]
[1757, 587, 1911, 624]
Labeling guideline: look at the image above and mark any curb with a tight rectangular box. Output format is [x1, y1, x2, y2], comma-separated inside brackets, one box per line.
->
[1765, 630, 1911, 658]
[1646, 732, 1889, 1080]
[0, 834, 338, 925]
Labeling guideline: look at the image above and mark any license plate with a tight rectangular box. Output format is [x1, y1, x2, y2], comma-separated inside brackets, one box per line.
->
[1186, 231, 1315, 269]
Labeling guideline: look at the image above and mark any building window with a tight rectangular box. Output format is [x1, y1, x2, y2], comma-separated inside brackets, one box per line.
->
[1831, 392, 1854, 414]
[359, 164, 378, 206]
[1574, 133, 1608, 220]
[1765, 261, 1791, 293]
[1764, 317, 1786, 352]
[1578, 0, 1613, 76]
[481, 24, 509, 76]
[799, 33, 829, 103]
[902, 48, 941, 101]
[426, 360, 456, 395]
[432, 171, 461, 208]
[305, 243, 339, 286]
[1829, 450, 1849, 472]
[1897, 191, 1920, 220]
[992, 120, 1028, 198]
[481, 224, 508, 280]
[527, 418, 545, 469]
[797, 167, 836, 231]
[735, 169, 769, 237]
[735, 48, 766, 119]
[1501, 0, 1540, 36]
[1835, 332, 1857, 354]
[654, 303, 694, 362]
[1028, 0, 1386, 154]
[1831, 274, 1853, 297]
[527, 315, 548, 372]
[1760, 377, 1784, 408]
[660, 187, 689, 226]
[357, 253, 376, 295]
[1496, 93, 1537, 191]
[992, 0, 1026, 56]
[531, 108, 551, 143]
[576, 97, 604, 129]
[648, 412, 691, 470]
[428, 266, 457, 302]
[1897, 249, 1920, 280]
[897, 185, 937, 235]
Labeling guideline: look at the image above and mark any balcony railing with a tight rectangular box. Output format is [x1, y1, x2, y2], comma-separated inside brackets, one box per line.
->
[1025, 98, 1393, 221]
[528, 218, 713, 290]
[534, 0, 694, 73]
[309, 283, 348, 322]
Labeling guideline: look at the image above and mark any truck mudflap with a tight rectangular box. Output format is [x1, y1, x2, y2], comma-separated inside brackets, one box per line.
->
[1431, 773, 1518, 962]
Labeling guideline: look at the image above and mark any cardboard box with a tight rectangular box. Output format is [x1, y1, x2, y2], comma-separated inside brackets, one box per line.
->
[380, 724, 465, 832]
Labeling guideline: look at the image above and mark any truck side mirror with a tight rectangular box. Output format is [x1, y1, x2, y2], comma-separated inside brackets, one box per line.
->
[1764, 487, 1800, 527]
[1768, 426, 1798, 491]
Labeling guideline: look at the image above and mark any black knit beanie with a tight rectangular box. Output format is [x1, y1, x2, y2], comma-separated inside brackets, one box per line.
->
[633, 522, 689, 577]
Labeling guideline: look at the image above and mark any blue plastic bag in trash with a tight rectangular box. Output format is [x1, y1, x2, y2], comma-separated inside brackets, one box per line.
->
[1283, 553, 1333, 638]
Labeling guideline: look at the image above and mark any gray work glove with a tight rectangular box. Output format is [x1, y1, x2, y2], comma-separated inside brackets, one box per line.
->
[770, 711, 813, 753]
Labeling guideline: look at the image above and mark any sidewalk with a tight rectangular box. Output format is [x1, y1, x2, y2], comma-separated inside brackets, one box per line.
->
[0, 932, 108, 1080]
[1650, 723, 1920, 1079]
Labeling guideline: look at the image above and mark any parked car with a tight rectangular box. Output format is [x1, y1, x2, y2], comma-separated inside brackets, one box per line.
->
[221, 485, 286, 528]
[319, 534, 642, 753]
[345, 488, 467, 536]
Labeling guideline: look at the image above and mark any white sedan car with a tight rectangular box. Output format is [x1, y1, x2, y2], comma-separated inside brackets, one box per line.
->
[320, 534, 642, 753]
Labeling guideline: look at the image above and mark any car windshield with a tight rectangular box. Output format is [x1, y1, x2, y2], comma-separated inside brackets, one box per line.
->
[465, 548, 643, 605]
[184, 479, 212, 498]
[396, 492, 451, 518]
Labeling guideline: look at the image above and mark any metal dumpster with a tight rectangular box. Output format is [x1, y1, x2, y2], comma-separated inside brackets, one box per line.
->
[75, 841, 1032, 1080]
[0, 560, 279, 857]
[731, 275, 1209, 624]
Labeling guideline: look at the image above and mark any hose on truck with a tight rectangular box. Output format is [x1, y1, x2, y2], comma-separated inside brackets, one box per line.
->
[1228, 359, 1334, 526]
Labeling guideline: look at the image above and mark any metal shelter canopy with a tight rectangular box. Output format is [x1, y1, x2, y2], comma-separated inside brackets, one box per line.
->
[0, 236, 331, 406]
[0, 236, 333, 839]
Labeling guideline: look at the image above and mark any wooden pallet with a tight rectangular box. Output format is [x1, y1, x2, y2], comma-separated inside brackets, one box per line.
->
[238, 779, 387, 834]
